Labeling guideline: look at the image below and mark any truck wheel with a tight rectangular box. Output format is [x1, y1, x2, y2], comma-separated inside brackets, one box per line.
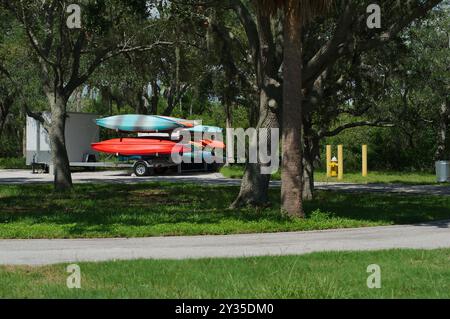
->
[133, 162, 148, 177]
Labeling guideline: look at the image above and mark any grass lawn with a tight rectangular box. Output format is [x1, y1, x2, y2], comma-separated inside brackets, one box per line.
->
[1, 249, 450, 298]
[1, 182, 450, 239]
[220, 165, 439, 185]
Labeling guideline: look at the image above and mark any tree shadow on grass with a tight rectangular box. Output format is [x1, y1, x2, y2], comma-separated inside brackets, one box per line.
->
[1, 184, 450, 236]
[306, 191, 450, 225]
[0, 183, 285, 229]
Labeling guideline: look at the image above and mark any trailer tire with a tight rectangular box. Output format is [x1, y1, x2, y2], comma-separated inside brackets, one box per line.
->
[133, 161, 149, 177]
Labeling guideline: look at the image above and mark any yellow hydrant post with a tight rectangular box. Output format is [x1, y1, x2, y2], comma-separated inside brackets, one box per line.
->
[326, 145, 332, 177]
[362, 144, 368, 177]
[338, 145, 344, 180]
[330, 156, 338, 177]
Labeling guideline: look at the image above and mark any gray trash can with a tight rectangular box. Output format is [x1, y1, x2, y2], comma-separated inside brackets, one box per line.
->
[435, 161, 450, 183]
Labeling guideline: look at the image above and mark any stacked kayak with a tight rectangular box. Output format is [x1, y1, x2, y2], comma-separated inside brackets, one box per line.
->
[186, 125, 223, 133]
[91, 138, 189, 156]
[91, 114, 224, 157]
[95, 114, 194, 132]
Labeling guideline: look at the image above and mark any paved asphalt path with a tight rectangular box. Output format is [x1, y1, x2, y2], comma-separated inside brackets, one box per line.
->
[1, 220, 449, 265]
[1, 169, 450, 195]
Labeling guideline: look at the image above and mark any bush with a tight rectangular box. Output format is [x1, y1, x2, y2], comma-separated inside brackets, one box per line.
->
[0, 157, 27, 169]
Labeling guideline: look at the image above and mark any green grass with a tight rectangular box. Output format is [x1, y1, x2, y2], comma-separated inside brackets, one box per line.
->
[220, 165, 439, 185]
[1, 182, 450, 239]
[314, 170, 439, 185]
[2, 249, 450, 298]
[0, 157, 27, 169]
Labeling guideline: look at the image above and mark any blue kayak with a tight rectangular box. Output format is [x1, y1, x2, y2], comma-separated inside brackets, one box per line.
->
[185, 125, 223, 133]
[96, 115, 187, 132]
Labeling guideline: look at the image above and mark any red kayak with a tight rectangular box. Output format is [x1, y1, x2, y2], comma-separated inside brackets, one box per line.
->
[91, 138, 189, 156]
[200, 139, 225, 149]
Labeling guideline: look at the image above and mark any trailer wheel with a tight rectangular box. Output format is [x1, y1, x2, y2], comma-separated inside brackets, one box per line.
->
[133, 161, 148, 177]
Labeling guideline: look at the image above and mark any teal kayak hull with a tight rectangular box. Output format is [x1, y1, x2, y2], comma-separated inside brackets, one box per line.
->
[96, 115, 185, 132]
[185, 125, 223, 133]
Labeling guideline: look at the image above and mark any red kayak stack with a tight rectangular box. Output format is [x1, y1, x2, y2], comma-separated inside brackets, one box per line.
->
[91, 115, 225, 157]
[91, 138, 190, 156]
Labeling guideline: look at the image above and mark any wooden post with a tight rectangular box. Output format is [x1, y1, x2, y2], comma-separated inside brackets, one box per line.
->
[338, 145, 343, 180]
[326, 145, 332, 177]
[362, 144, 368, 177]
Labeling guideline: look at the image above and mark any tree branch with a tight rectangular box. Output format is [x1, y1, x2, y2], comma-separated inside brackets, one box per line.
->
[319, 120, 394, 138]
[229, 0, 259, 70]
[23, 103, 51, 131]
[303, 0, 443, 88]
[303, 1, 356, 86]
[65, 41, 173, 97]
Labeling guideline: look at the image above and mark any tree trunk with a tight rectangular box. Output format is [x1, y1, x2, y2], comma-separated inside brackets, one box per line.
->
[231, 87, 279, 208]
[136, 89, 147, 115]
[435, 99, 449, 161]
[281, 4, 304, 217]
[0, 96, 13, 140]
[99, 86, 113, 115]
[47, 92, 73, 190]
[232, 163, 271, 207]
[150, 80, 159, 115]
[302, 145, 315, 200]
[230, 7, 281, 208]
[302, 116, 320, 200]
[163, 87, 176, 116]
[22, 126, 26, 158]
[0, 113, 5, 139]
[71, 87, 83, 112]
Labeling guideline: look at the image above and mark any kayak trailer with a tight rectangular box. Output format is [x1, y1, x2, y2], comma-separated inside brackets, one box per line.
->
[26, 112, 220, 176]
[64, 159, 174, 177]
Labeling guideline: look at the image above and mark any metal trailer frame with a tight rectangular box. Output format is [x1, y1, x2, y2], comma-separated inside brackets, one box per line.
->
[115, 156, 222, 177]
[43, 153, 219, 177]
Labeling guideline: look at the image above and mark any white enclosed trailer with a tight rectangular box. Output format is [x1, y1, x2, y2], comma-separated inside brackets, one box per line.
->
[26, 112, 100, 169]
